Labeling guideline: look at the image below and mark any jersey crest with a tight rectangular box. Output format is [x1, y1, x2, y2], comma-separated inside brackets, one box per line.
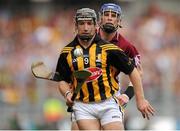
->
[85, 67, 102, 82]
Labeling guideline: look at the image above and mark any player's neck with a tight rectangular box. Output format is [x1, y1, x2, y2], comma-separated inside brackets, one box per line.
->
[100, 29, 116, 41]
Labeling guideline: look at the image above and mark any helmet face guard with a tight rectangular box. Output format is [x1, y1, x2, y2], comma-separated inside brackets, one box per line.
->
[99, 3, 122, 33]
[75, 8, 97, 42]
[102, 23, 118, 34]
[77, 34, 94, 42]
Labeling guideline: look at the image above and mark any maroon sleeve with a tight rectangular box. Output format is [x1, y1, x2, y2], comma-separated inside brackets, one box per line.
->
[117, 34, 141, 66]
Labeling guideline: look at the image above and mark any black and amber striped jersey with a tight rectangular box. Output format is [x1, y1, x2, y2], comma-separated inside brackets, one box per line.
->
[55, 34, 134, 103]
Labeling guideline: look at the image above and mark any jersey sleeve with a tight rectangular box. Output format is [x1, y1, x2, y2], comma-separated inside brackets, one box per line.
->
[55, 52, 72, 83]
[117, 34, 141, 67]
[107, 49, 135, 75]
[126, 45, 141, 67]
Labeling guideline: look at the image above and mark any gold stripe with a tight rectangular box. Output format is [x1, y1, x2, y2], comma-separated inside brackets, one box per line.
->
[102, 45, 121, 94]
[64, 47, 73, 49]
[101, 44, 123, 51]
[66, 52, 81, 100]
[101, 49, 111, 99]
[100, 44, 115, 47]
[89, 44, 96, 67]
[63, 47, 73, 51]
[102, 47, 122, 51]
[62, 51, 71, 54]
[67, 53, 74, 72]
[75, 45, 81, 49]
[111, 77, 119, 91]
[102, 46, 120, 49]
[82, 83, 89, 103]
[101, 45, 119, 49]
[76, 90, 80, 100]
[110, 66, 119, 91]
[62, 50, 71, 52]
[59, 47, 73, 53]
[89, 44, 101, 101]
[75, 45, 88, 101]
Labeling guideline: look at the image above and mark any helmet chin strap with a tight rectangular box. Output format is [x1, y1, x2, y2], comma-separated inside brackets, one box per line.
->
[101, 23, 118, 34]
[78, 34, 93, 42]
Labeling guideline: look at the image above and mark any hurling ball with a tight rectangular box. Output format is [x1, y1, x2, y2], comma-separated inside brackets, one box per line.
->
[74, 48, 83, 57]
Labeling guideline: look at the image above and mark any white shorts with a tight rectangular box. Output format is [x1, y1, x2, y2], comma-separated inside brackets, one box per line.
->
[72, 97, 123, 125]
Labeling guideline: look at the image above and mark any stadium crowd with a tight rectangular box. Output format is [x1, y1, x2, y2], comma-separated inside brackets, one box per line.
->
[0, 3, 179, 130]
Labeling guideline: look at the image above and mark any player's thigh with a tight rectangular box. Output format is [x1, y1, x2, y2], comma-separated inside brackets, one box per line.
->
[73, 101, 101, 130]
[77, 119, 101, 130]
[102, 121, 124, 130]
[99, 97, 124, 130]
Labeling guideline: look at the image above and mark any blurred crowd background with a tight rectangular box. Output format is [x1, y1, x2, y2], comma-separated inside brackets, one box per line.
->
[0, 0, 179, 130]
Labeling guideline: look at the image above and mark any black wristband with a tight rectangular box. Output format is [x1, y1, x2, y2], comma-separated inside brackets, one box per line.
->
[124, 86, 134, 100]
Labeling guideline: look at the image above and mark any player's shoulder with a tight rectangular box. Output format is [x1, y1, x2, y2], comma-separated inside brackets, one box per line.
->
[117, 33, 140, 57]
[100, 41, 123, 52]
[60, 41, 74, 54]
[117, 33, 134, 47]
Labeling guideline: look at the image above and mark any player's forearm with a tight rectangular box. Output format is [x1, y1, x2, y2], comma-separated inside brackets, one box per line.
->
[125, 63, 143, 100]
[58, 81, 71, 98]
[129, 68, 144, 101]
[137, 63, 143, 78]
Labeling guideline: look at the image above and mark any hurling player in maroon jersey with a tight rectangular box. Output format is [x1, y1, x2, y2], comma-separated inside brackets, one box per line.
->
[98, 3, 143, 107]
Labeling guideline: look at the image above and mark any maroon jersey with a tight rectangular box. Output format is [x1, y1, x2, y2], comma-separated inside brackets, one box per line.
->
[97, 28, 141, 67]
[110, 33, 141, 66]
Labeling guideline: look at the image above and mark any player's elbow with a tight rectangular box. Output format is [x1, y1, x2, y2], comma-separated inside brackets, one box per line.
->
[138, 69, 143, 78]
[58, 81, 70, 96]
[129, 68, 141, 82]
[137, 65, 143, 78]
[58, 82, 64, 95]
